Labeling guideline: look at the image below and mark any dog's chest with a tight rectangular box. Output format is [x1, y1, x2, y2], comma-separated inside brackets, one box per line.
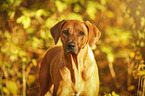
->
[58, 66, 86, 95]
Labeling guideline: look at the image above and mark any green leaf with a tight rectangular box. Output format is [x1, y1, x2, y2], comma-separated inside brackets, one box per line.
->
[8, 11, 15, 19]
[22, 16, 31, 29]
[55, 1, 67, 12]
[4, 62, 11, 69]
[19, 50, 26, 57]
[32, 59, 37, 66]
[112, 91, 119, 96]
[17, 16, 31, 29]
[4, 31, 11, 41]
[101, 0, 107, 5]
[86, 1, 97, 20]
[140, 17, 145, 27]
[40, 29, 47, 39]
[7, 80, 18, 95]
[13, 0, 23, 6]
[67, 13, 83, 20]
[16, 15, 25, 23]
[26, 26, 36, 34]
[127, 85, 135, 91]
[137, 71, 145, 76]
[35, 9, 47, 18]
[73, 4, 81, 12]
[45, 18, 54, 28]
[7, 0, 14, 4]
[2, 87, 10, 94]
[106, 11, 114, 18]
[27, 75, 36, 86]
[17, 72, 22, 78]
[32, 37, 43, 48]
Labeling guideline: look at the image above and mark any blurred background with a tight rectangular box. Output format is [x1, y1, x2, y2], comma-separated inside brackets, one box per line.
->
[0, 0, 145, 95]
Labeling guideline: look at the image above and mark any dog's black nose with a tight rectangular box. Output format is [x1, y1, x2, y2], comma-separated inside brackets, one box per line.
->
[68, 43, 75, 49]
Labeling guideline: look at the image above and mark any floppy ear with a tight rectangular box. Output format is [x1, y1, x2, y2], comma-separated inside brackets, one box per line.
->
[50, 20, 66, 44]
[84, 21, 101, 48]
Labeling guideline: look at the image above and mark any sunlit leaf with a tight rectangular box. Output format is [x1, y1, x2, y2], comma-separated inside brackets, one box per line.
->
[35, 9, 47, 18]
[40, 29, 47, 39]
[106, 11, 114, 18]
[9, 68, 15, 76]
[57, 15, 66, 21]
[4, 62, 11, 69]
[17, 16, 31, 29]
[7, 0, 23, 6]
[135, 55, 142, 60]
[55, 1, 67, 12]
[19, 50, 26, 57]
[16, 15, 25, 23]
[101, 46, 112, 54]
[7, 80, 18, 95]
[7, 0, 14, 4]
[129, 52, 135, 58]
[32, 59, 37, 66]
[2, 87, 10, 94]
[140, 17, 145, 27]
[95, 2, 105, 11]
[136, 10, 140, 16]
[140, 41, 144, 47]
[136, 40, 140, 45]
[138, 30, 144, 39]
[27, 75, 36, 86]
[105, 27, 130, 46]
[32, 37, 43, 48]
[137, 71, 145, 76]
[101, 0, 107, 5]
[133, 69, 139, 79]
[26, 27, 36, 34]
[104, 91, 119, 96]
[127, 85, 135, 91]
[73, 4, 81, 12]
[8, 11, 15, 19]
[21, 57, 27, 63]
[17, 72, 22, 78]
[112, 91, 119, 96]
[67, 13, 82, 20]
[22, 16, 31, 29]
[4, 31, 11, 41]
[133, 64, 145, 78]
[86, 1, 97, 20]
[10, 54, 18, 61]
[45, 18, 54, 28]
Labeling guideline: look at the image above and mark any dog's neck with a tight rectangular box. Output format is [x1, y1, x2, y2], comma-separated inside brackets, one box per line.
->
[61, 44, 94, 83]
[63, 44, 89, 69]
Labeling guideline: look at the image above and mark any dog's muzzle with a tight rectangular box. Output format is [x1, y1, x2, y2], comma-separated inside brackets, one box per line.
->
[65, 41, 78, 55]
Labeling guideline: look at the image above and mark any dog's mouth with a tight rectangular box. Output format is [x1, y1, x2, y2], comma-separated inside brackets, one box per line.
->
[65, 49, 78, 55]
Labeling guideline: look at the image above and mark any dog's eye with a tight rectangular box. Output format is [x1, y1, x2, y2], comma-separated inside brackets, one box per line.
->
[63, 30, 69, 35]
[79, 31, 85, 35]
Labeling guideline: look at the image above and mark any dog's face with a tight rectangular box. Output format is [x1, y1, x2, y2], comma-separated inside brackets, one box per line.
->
[51, 20, 101, 55]
[60, 21, 88, 54]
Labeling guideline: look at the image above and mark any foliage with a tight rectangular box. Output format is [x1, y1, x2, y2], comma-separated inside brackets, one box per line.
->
[104, 91, 119, 96]
[0, 0, 145, 95]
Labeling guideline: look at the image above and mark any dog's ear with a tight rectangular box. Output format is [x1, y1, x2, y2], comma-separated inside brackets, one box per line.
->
[84, 21, 101, 48]
[50, 20, 66, 44]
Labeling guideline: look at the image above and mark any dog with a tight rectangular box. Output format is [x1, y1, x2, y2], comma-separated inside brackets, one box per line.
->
[39, 20, 101, 96]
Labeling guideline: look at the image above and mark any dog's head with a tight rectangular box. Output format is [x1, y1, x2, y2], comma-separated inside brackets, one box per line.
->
[50, 20, 101, 55]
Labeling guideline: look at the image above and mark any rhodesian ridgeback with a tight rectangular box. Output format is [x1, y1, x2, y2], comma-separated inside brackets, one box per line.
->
[39, 20, 101, 96]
